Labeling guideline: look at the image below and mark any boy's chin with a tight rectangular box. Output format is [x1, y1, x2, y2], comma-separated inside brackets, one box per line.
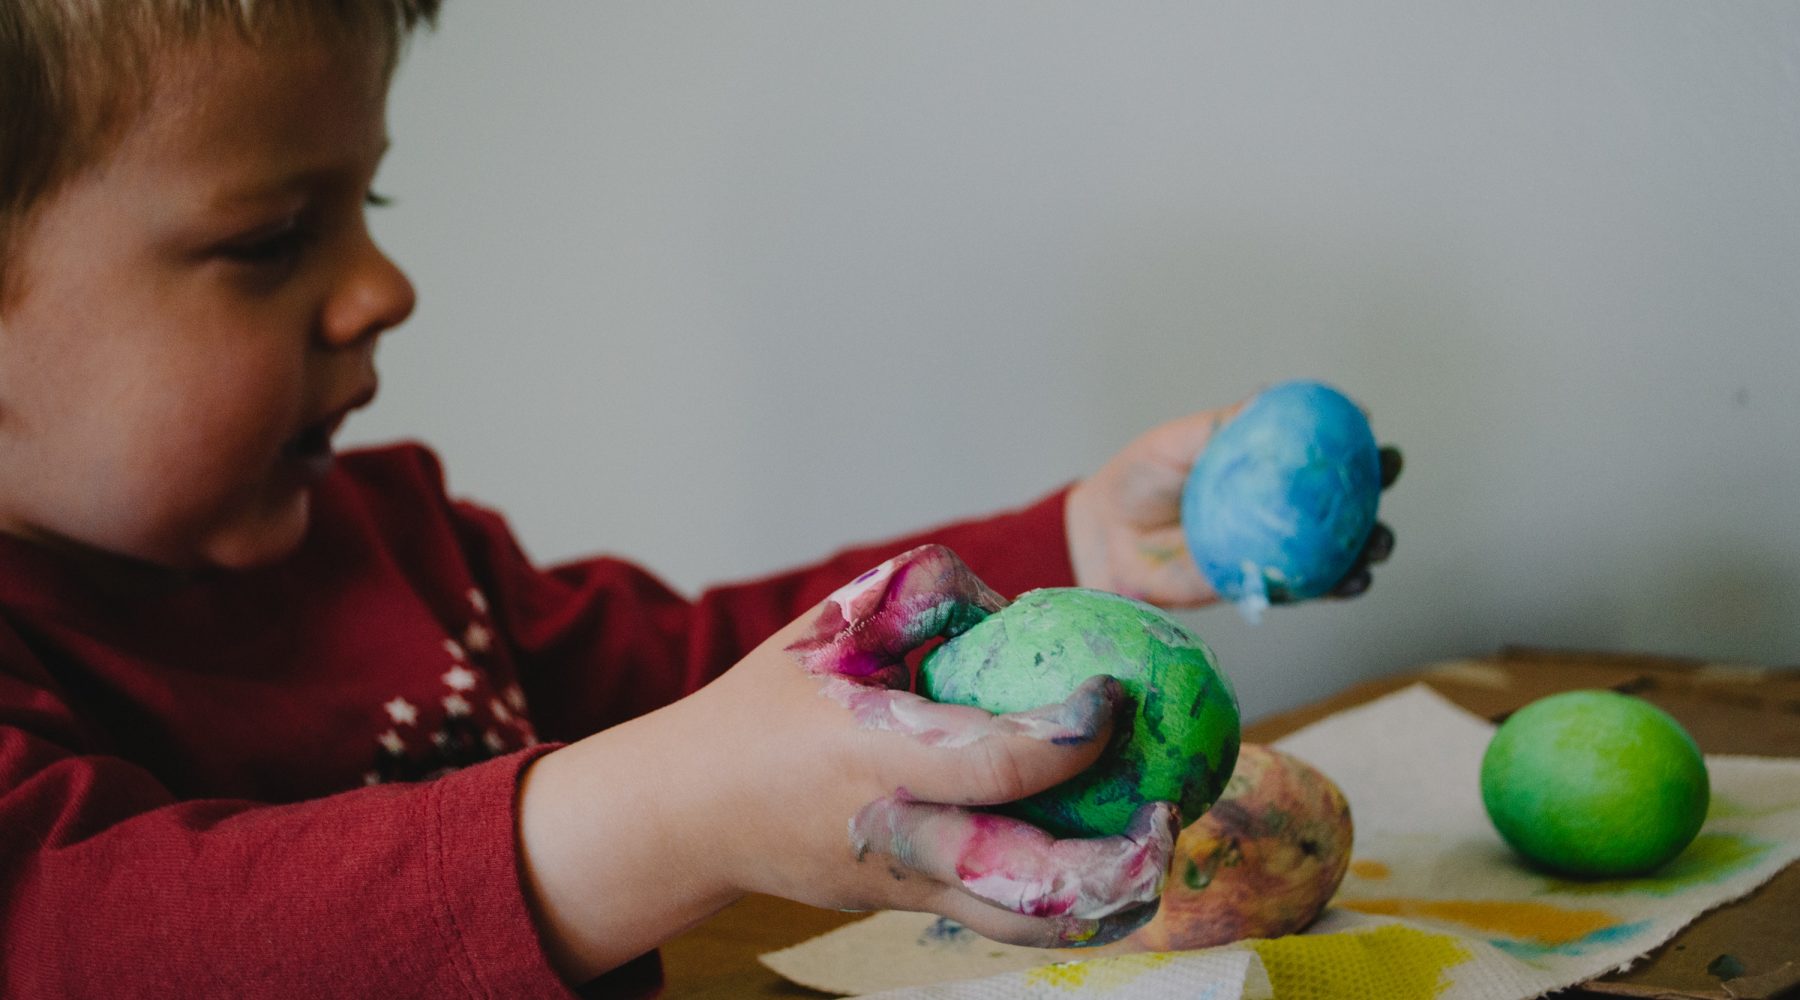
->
[193, 495, 314, 571]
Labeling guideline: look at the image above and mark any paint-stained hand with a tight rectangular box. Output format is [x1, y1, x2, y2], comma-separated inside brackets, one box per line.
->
[690, 544, 1178, 949]
[517, 550, 1185, 982]
[1066, 404, 1401, 607]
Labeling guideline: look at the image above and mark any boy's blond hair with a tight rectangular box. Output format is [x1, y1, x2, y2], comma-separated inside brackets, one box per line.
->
[0, 0, 440, 301]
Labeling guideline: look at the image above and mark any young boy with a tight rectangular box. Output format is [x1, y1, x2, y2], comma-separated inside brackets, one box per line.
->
[0, 3, 1395, 997]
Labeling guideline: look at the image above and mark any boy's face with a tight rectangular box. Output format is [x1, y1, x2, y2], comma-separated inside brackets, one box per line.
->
[0, 32, 414, 571]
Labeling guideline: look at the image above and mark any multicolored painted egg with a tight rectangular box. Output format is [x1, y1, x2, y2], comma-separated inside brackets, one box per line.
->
[1126, 743, 1353, 951]
[918, 587, 1240, 839]
[1181, 380, 1381, 609]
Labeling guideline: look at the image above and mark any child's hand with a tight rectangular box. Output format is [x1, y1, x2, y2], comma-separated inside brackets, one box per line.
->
[1065, 404, 1401, 607]
[771, 545, 1176, 934]
[519, 545, 1178, 982]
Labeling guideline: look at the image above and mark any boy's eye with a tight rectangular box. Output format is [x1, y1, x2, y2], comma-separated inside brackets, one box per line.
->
[218, 220, 314, 267]
[214, 191, 389, 271]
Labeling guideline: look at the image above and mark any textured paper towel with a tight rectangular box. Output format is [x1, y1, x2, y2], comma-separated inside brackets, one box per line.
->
[761, 684, 1800, 999]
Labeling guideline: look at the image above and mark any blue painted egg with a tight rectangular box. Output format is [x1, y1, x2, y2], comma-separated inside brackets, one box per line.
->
[1180, 381, 1381, 607]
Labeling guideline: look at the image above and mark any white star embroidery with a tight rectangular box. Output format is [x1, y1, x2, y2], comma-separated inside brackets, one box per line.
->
[443, 664, 478, 692]
[490, 699, 513, 724]
[463, 621, 493, 654]
[384, 697, 419, 726]
[468, 588, 489, 615]
[442, 638, 466, 661]
[443, 693, 473, 718]
[504, 684, 527, 712]
[483, 729, 507, 754]
[378, 730, 407, 755]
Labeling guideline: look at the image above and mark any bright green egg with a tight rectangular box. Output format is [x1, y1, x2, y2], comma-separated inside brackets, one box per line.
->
[918, 587, 1241, 839]
[1480, 690, 1710, 877]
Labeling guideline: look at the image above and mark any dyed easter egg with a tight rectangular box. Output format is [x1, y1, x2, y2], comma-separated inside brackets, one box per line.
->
[1126, 743, 1352, 950]
[918, 587, 1240, 839]
[1481, 690, 1709, 877]
[1181, 380, 1381, 606]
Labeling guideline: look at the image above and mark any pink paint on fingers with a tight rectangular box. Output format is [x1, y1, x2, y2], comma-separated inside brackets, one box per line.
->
[821, 674, 1122, 749]
[953, 802, 1179, 920]
[851, 796, 1179, 922]
[785, 545, 1006, 687]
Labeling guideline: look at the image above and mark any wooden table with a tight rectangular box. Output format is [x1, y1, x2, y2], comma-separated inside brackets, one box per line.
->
[661, 648, 1800, 999]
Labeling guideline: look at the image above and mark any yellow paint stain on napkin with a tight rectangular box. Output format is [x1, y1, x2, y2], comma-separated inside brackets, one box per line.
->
[1248, 925, 1467, 1000]
[1025, 952, 1172, 989]
[1337, 898, 1616, 946]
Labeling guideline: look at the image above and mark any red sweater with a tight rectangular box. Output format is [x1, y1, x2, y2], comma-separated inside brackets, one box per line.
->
[0, 443, 1074, 999]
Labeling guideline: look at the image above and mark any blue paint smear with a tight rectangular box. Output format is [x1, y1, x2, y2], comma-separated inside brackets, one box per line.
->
[1489, 920, 1654, 960]
[918, 917, 975, 947]
[1181, 380, 1381, 606]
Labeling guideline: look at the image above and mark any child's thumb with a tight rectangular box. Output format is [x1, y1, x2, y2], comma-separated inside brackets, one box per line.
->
[873, 674, 1126, 808]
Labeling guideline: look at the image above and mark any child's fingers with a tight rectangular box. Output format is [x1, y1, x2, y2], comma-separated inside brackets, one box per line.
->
[1325, 522, 1395, 599]
[1363, 522, 1396, 564]
[831, 676, 1123, 762]
[851, 796, 1179, 921]
[1137, 402, 1238, 464]
[1138, 402, 1248, 472]
[1378, 446, 1404, 490]
[843, 675, 1123, 804]
[1089, 402, 1250, 533]
[920, 885, 1160, 950]
[786, 544, 1006, 688]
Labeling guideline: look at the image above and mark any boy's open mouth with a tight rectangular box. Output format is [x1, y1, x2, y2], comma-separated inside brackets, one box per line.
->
[283, 386, 376, 471]
[283, 405, 363, 475]
[281, 417, 342, 480]
[283, 419, 337, 461]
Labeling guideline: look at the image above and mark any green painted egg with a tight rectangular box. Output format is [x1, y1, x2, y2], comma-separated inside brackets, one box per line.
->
[918, 587, 1241, 839]
[1480, 690, 1710, 877]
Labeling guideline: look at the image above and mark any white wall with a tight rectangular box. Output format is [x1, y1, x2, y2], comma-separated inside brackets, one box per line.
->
[352, 2, 1800, 723]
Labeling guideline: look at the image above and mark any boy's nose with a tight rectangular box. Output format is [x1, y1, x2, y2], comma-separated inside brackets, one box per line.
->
[319, 238, 416, 349]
